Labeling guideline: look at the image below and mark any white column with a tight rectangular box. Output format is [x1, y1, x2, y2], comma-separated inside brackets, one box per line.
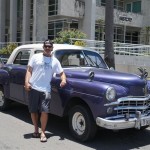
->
[80, 0, 96, 40]
[10, 0, 17, 42]
[0, 0, 6, 43]
[33, 0, 48, 42]
[22, 0, 31, 43]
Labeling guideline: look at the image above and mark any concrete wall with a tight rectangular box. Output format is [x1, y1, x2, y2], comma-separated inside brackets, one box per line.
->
[80, 0, 96, 40]
[101, 54, 150, 77]
[101, 54, 150, 78]
[0, 0, 6, 43]
[142, 0, 150, 26]
[59, 0, 85, 18]
[115, 55, 150, 76]
[32, 0, 48, 41]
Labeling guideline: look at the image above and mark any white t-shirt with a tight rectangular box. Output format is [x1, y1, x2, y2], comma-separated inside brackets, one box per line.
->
[28, 53, 63, 92]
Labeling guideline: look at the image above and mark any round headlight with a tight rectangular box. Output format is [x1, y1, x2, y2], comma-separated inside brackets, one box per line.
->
[106, 87, 116, 101]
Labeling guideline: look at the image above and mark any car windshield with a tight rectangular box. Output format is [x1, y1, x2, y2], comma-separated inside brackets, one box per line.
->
[54, 49, 108, 69]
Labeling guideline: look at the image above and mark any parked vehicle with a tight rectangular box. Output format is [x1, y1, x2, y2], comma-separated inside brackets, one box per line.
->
[0, 43, 150, 142]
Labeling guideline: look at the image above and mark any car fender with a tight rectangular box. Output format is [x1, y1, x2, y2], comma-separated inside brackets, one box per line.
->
[0, 69, 9, 85]
[61, 78, 128, 120]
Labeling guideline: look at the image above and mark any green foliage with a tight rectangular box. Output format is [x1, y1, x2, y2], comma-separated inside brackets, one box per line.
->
[74, 41, 86, 47]
[53, 29, 87, 45]
[0, 43, 17, 54]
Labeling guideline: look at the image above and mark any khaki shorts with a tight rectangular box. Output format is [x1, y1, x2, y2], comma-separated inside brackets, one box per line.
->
[28, 88, 51, 113]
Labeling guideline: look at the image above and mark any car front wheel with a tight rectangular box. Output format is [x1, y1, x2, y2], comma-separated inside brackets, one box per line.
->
[0, 88, 10, 111]
[69, 105, 97, 142]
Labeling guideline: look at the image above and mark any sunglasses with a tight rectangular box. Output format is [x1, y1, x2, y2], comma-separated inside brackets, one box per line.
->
[44, 45, 52, 48]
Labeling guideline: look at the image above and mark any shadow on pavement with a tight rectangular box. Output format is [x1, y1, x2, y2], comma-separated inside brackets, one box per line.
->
[2, 102, 150, 150]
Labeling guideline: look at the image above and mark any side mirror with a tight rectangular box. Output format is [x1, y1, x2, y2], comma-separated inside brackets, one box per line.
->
[110, 67, 115, 70]
[0, 58, 4, 67]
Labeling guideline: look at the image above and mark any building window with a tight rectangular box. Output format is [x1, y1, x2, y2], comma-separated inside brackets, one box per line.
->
[132, 32, 139, 44]
[5, 29, 9, 42]
[101, 0, 106, 6]
[17, 0, 23, 42]
[126, 3, 131, 12]
[95, 24, 139, 44]
[48, 19, 78, 40]
[126, 1, 141, 13]
[48, 0, 58, 16]
[70, 21, 78, 29]
[95, 21, 105, 41]
[132, 1, 141, 13]
[120, 27, 140, 44]
[30, 0, 34, 41]
[17, 0, 23, 19]
[96, 0, 106, 6]
[30, 0, 33, 19]
[48, 20, 64, 40]
[114, 26, 123, 43]
[114, 0, 124, 11]
[96, 0, 123, 10]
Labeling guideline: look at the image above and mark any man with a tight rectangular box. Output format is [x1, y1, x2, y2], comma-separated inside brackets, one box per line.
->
[24, 40, 66, 142]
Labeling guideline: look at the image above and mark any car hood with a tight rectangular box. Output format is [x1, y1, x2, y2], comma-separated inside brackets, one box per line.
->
[64, 67, 145, 86]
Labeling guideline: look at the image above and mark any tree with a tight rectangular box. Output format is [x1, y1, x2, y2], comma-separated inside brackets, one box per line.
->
[53, 29, 87, 45]
[104, 0, 115, 68]
[0, 43, 17, 54]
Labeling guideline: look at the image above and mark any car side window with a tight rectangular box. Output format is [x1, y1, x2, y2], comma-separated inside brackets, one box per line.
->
[55, 50, 84, 67]
[55, 49, 108, 69]
[35, 50, 43, 54]
[13, 50, 31, 65]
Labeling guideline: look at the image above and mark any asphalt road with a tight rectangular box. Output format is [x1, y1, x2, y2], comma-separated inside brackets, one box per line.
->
[1, 103, 150, 150]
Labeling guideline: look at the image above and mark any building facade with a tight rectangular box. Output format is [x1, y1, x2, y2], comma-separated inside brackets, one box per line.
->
[0, 0, 150, 44]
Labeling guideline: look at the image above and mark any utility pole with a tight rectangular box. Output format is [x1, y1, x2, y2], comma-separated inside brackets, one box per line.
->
[104, 0, 115, 68]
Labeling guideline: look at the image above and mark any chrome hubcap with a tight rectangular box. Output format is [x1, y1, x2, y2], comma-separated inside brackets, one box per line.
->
[0, 91, 4, 107]
[72, 112, 85, 135]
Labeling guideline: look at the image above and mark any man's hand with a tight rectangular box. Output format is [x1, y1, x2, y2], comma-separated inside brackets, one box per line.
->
[60, 72, 67, 88]
[60, 80, 66, 88]
[25, 66, 32, 91]
[24, 82, 32, 91]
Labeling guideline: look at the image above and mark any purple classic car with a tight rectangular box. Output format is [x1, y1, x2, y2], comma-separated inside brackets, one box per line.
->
[0, 43, 150, 142]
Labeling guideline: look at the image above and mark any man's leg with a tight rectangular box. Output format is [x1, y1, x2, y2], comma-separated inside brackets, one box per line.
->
[31, 112, 39, 133]
[40, 112, 48, 142]
[40, 112, 48, 134]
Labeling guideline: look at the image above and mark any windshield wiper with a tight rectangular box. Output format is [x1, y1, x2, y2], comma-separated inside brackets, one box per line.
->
[83, 54, 99, 68]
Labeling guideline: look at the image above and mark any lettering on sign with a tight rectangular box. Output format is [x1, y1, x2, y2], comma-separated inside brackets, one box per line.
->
[119, 16, 132, 22]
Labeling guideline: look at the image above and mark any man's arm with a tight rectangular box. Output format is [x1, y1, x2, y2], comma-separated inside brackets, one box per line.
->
[24, 66, 32, 91]
[60, 72, 66, 87]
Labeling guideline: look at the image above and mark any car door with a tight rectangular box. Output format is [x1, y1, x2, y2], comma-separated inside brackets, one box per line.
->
[9, 49, 31, 104]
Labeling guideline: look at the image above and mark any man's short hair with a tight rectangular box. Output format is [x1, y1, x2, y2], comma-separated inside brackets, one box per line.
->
[43, 39, 53, 47]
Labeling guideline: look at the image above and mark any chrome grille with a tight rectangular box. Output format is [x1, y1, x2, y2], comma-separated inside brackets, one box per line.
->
[119, 100, 147, 106]
[115, 97, 150, 116]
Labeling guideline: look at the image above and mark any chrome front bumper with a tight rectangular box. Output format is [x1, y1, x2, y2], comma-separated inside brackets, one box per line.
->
[96, 112, 150, 130]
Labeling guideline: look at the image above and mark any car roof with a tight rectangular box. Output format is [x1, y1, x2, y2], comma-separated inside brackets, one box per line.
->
[15, 43, 98, 53]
